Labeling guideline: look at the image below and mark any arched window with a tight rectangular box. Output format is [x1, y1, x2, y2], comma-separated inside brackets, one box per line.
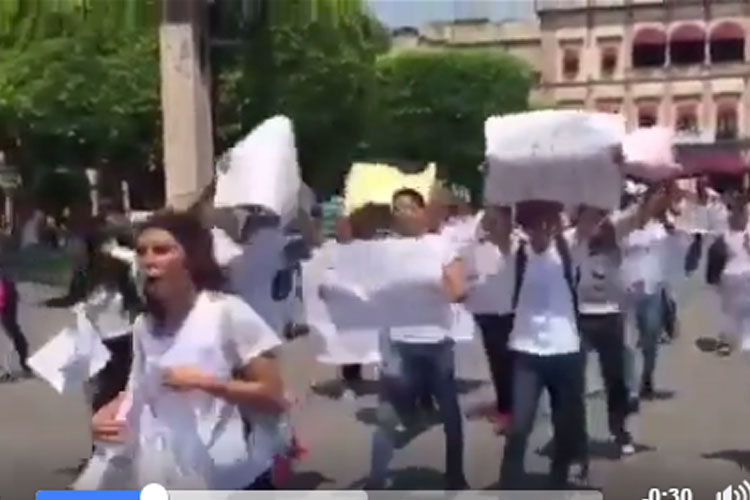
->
[675, 103, 699, 134]
[669, 24, 706, 65]
[562, 48, 580, 79]
[632, 27, 666, 68]
[601, 46, 618, 77]
[710, 22, 745, 63]
[638, 104, 658, 127]
[716, 102, 739, 140]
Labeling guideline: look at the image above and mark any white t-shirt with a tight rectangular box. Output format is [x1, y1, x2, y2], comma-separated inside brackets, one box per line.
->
[389, 233, 459, 344]
[463, 238, 516, 316]
[508, 242, 580, 356]
[126, 292, 282, 489]
[620, 221, 669, 296]
[576, 249, 622, 315]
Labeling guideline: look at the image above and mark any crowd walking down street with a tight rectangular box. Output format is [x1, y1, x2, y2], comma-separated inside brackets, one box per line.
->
[2, 112, 750, 500]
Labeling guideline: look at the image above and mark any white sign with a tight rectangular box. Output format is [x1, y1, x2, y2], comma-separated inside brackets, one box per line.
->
[214, 115, 301, 225]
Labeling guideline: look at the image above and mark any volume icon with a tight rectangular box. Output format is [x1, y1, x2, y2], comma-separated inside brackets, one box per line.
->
[717, 480, 750, 500]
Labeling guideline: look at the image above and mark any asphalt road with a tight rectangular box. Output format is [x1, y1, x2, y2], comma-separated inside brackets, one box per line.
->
[1, 281, 749, 500]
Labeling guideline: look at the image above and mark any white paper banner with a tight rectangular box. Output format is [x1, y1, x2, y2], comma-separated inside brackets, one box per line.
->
[28, 310, 111, 394]
[320, 238, 452, 331]
[301, 248, 380, 366]
[214, 115, 301, 225]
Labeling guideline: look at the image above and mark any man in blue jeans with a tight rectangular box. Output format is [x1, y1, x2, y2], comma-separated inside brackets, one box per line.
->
[368, 188, 468, 490]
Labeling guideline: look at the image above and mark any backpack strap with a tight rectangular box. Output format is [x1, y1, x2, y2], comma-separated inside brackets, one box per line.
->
[555, 234, 580, 316]
[512, 240, 528, 310]
[706, 235, 728, 286]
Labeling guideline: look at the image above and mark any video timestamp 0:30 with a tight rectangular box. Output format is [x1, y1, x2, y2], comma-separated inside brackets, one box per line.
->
[642, 487, 694, 500]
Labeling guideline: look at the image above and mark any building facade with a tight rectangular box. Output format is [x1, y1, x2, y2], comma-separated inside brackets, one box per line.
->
[392, 0, 750, 146]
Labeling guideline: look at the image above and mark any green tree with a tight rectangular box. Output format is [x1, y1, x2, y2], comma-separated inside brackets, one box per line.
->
[214, 0, 387, 195]
[0, 0, 160, 191]
[365, 50, 533, 193]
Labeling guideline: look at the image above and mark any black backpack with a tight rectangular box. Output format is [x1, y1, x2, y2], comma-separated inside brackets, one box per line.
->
[512, 235, 580, 317]
[706, 235, 728, 286]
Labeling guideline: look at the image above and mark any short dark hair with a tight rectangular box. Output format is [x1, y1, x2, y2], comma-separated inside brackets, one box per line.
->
[392, 188, 426, 208]
[138, 210, 225, 292]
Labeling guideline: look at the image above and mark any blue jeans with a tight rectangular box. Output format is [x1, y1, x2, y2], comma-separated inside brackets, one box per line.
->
[626, 292, 663, 397]
[499, 351, 586, 489]
[369, 339, 465, 488]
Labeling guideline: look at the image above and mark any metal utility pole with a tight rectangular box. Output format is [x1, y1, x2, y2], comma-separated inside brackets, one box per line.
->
[159, 0, 214, 210]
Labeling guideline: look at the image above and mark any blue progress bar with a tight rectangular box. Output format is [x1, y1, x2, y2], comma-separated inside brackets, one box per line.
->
[37, 491, 140, 500]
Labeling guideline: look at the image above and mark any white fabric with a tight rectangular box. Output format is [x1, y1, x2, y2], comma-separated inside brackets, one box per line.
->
[620, 221, 669, 297]
[446, 303, 477, 343]
[576, 250, 623, 315]
[484, 110, 624, 209]
[82, 287, 132, 340]
[718, 229, 750, 351]
[214, 115, 301, 225]
[28, 309, 111, 393]
[20, 211, 42, 248]
[621, 127, 682, 181]
[302, 243, 380, 365]
[509, 243, 580, 355]
[320, 236, 454, 336]
[122, 292, 282, 489]
[387, 235, 457, 343]
[463, 239, 515, 316]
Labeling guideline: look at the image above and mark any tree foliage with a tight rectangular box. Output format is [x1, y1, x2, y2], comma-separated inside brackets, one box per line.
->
[365, 50, 533, 193]
[214, 0, 388, 194]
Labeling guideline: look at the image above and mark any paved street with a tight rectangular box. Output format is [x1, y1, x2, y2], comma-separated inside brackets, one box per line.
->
[1, 278, 750, 500]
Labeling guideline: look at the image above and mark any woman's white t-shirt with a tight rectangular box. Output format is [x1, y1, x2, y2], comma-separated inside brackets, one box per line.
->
[126, 292, 282, 489]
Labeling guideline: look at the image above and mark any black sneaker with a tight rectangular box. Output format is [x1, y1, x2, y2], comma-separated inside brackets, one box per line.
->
[445, 474, 469, 490]
[640, 382, 655, 400]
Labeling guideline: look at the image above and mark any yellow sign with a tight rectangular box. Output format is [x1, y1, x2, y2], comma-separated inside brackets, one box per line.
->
[343, 162, 437, 215]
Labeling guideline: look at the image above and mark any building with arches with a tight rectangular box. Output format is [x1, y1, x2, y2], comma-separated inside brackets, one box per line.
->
[392, 0, 750, 151]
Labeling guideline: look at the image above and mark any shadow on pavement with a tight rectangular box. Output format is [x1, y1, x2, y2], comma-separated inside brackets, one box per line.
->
[644, 389, 676, 401]
[484, 472, 560, 490]
[696, 337, 720, 353]
[287, 470, 337, 489]
[536, 438, 655, 460]
[350, 466, 446, 490]
[354, 407, 440, 445]
[702, 450, 750, 471]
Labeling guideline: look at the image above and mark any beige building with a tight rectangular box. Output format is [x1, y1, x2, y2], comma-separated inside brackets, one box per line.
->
[392, 0, 750, 149]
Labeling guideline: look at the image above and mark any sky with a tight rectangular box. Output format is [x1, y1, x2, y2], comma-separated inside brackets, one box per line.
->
[367, 0, 536, 28]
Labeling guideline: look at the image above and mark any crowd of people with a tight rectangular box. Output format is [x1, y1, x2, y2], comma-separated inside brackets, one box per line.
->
[2, 137, 748, 492]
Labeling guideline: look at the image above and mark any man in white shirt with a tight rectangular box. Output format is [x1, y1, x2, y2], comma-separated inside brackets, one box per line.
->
[500, 193, 664, 488]
[500, 200, 585, 489]
[368, 188, 468, 490]
[464, 205, 517, 434]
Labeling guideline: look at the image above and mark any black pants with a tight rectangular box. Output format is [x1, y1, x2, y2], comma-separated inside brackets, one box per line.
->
[341, 364, 362, 382]
[578, 313, 630, 444]
[91, 335, 133, 412]
[474, 313, 514, 415]
[500, 351, 586, 489]
[0, 279, 29, 370]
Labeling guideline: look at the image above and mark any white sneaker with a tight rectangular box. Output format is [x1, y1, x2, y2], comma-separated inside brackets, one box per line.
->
[621, 442, 636, 456]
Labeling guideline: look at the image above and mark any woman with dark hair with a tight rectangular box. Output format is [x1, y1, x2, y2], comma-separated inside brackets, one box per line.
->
[90, 210, 287, 490]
